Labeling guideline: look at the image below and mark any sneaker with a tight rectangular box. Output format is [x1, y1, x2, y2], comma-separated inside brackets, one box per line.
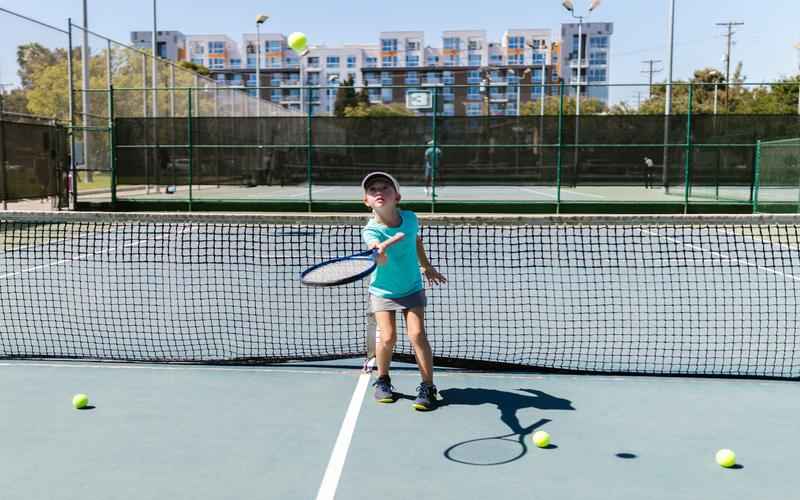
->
[412, 383, 438, 411]
[373, 375, 395, 403]
[424, 187, 429, 195]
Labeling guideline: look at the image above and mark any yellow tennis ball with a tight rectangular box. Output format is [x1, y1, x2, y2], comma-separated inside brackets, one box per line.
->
[287, 32, 308, 53]
[72, 393, 89, 409]
[715, 449, 736, 468]
[532, 430, 551, 448]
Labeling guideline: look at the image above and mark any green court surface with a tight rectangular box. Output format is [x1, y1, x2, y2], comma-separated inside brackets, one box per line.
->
[1, 360, 797, 500]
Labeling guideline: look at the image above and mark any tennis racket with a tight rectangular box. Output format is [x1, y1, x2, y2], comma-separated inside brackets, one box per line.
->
[300, 232, 405, 287]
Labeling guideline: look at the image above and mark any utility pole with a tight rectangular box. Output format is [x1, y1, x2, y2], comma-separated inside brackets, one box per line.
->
[641, 59, 662, 96]
[716, 21, 744, 110]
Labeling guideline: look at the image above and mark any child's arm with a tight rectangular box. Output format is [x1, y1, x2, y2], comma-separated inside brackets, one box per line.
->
[417, 235, 447, 285]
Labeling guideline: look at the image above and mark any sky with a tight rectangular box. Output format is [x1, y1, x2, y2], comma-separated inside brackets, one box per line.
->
[1, 0, 798, 105]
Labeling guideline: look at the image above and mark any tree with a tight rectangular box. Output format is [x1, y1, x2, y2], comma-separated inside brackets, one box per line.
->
[342, 102, 413, 117]
[520, 95, 606, 115]
[16, 43, 63, 89]
[177, 60, 210, 76]
[1, 89, 29, 114]
[333, 76, 360, 117]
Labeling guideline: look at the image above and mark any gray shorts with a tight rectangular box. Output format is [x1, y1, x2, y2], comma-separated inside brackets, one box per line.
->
[369, 289, 427, 314]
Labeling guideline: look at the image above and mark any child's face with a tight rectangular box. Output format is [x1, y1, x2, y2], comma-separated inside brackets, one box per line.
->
[364, 179, 400, 209]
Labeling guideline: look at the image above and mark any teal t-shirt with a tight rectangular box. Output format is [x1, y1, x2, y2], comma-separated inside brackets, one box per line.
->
[361, 210, 423, 299]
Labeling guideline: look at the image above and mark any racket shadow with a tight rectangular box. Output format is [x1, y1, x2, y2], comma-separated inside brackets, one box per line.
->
[440, 387, 574, 466]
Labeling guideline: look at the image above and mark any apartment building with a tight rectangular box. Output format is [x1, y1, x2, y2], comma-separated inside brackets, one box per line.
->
[559, 22, 613, 104]
[131, 25, 607, 115]
[130, 30, 186, 60]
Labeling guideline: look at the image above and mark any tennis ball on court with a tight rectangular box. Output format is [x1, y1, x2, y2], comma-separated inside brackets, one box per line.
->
[288, 32, 308, 53]
[532, 430, 551, 448]
[715, 449, 736, 468]
[72, 393, 89, 409]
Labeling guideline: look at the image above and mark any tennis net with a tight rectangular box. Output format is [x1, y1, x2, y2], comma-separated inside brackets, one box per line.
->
[1, 211, 799, 378]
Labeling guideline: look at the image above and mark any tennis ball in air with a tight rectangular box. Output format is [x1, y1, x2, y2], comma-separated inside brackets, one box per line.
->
[287, 32, 308, 53]
[72, 393, 89, 409]
[715, 449, 736, 468]
[532, 430, 551, 448]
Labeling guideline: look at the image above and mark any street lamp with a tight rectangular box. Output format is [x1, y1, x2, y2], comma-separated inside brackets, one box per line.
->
[562, 0, 601, 116]
[255, 14, 269, 116]
[708, 69, 721, 115]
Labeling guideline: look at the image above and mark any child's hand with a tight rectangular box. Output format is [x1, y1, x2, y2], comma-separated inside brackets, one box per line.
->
[372, 242, 389, 265]
[422, 266, 447, 286]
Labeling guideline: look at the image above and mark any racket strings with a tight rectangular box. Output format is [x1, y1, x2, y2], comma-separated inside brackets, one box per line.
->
[303, 258, 374, 285]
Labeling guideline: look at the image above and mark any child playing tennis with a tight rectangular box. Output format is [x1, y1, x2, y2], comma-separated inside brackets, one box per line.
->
[361, 171, 447, 411]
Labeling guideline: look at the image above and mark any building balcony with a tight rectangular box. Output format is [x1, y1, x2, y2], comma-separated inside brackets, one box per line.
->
[281, 80, 301, 87]
[569, 59, 589, 68]
[280, 96, 301, 104]
[489, 95, 508, 103]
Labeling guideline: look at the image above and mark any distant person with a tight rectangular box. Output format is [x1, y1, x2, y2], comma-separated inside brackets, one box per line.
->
[643, 156, 655, 189]
[424, 140, 442, 196]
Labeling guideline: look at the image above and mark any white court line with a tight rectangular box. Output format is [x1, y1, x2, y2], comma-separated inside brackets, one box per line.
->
[519, 187, 606, 200]
[559, 188, 607, 199]
[639, 228, 800, 283]
[520, 188, 556, 199]
[285, 187, 339, 198]
[315, 368, 371, 500]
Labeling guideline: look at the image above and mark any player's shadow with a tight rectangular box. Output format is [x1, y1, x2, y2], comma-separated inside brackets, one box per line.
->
[439, 388, 575, 466]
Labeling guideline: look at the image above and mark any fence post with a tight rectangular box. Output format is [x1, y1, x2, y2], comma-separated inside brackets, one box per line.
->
[109, 85, 117, 206]
[431, 87, 439, 213]
[555, 81, 565, 214]
[0, 93, 6, 210]
[752, 140, 761, 213]
[187, 88, 193, 211]
[306, 85, 313, 212]
[683, 83, 694, 214]
[67, 19, 77, 209]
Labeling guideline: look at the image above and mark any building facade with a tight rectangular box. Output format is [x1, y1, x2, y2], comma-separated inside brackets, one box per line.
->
[131, 25, 610, 115]
[559, 22, 613, 105]
[130, 30, 186, 60]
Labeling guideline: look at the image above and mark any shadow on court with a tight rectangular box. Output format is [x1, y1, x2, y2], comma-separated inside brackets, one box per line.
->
[438, 387, 574, 466]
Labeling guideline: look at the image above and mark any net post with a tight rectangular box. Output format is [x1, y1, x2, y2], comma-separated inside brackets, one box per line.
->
[431, 86, 438, 213]
[187, 87, 193, 211]
[306, 85, 313, 212]
[108, 84, 117, 206]
[752, 139, 761, 213]
[682, 83, 694, 214]
[555, 80, 565, 214]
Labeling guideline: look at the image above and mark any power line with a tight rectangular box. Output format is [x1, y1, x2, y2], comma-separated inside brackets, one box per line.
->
[716, 21, 744, 109]
[641, 59, 663, 94]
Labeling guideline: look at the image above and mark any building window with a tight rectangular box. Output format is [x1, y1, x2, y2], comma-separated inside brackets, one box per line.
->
[530, 39, 544, 49]
[347, 56, 357, 68]
[442, 89, 454, 102]
[508, 36, 525, 49]
[588, 68, 607, 82]
[427, 55, 440, 65]
[365, 73, 380, 85]
[382, 56, 397, 67]
[589, 51, 607, 65]
[465, 103, 481, 116]
[229, 58, 241, 68]
[368, 88, 381, 102]
[307, 57, 320, 68]
[531, 86, 543, 98]
[209, 60, 225, 69]
[532, 68, 544, 82]
[443, 103, 455, 116]
[215, 74, 226, 82]
[443, 37, 460, 50]
[467, 86, 481, 101]
[208, 41, 225, 54]
[444, 55, 459, 66]
[231, 74, 242, 84]
[306, 73, 320, 85]
[268, 40, 282, 52]
[407, 40, 420, 51]
[381, 39, 398, 52]
[405, 71, 419, 84]
[466, 70, 480, 84]
[192, 57, 205, 66]
[326, 56, 340, 68]
[381, 88, 393, 102]
[468, 39, 482, 51]
[381, 72, 393, 84]
[286, 56, 299, 67]
[443, 71, 454, 84]
[508, 54, 524, 65]
[490, 54, 503, 64]
[590, 36, 609, 49]
[271, 90, 281, 101]
[270, 74, 282, 86]
[191, 43, 205, 55]
[406, 55, 420, 67]
[532, 52, 545, 65]
[468, 54, 481, 66]
[365, 57, 378, 68]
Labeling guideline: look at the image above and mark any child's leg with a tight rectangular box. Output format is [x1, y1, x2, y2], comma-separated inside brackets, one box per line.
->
[403, 307, 433, 385]
[374, 310, 397, 378]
